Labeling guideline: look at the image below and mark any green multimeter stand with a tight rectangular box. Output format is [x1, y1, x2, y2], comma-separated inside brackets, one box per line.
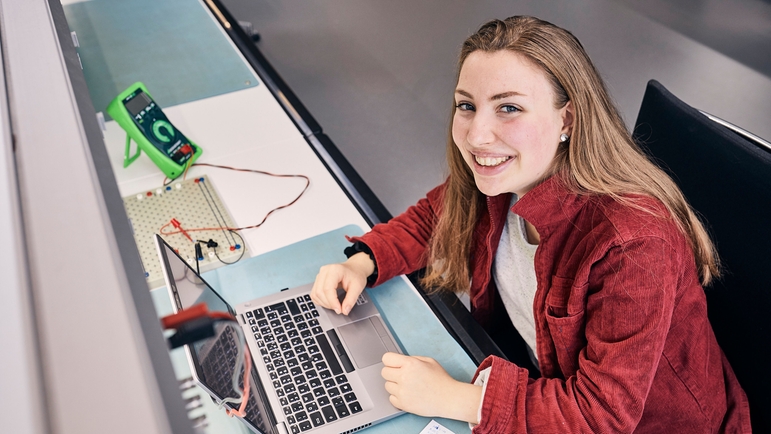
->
[106, 82, 202, 179]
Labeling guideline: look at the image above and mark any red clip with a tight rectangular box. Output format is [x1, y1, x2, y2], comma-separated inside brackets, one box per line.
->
[170, 218, 193, 242]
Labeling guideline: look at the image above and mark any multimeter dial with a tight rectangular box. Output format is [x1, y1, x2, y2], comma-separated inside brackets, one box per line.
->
[123, 90, 192, 165]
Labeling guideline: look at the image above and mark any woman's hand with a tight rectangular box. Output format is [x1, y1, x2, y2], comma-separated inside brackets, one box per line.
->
[381, 352, 482, 423]
[310, 252, 375, 315]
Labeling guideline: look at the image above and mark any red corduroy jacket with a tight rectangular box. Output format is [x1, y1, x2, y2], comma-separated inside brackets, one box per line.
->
[354, 176, 751, 433]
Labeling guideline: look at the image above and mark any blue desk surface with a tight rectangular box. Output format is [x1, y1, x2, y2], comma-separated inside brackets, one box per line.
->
[153, 225, 475, 433]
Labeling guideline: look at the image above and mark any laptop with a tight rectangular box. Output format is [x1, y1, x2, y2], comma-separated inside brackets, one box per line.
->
[155, 234, 404, 434]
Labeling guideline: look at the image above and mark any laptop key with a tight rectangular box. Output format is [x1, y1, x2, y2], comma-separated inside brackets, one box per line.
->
[310, 411, 325, 427]
[290, 425, 300, 434]
[340, 383, 352, 393]
[295, 411, 308, 422]
[298, 384, 310, 394]
[252, 308, 264, 319]
[299, 421, 312, 432]
[309, 378, 321, 388]
[318, 396, 330, 406]
[321, 405, 337, 422]
[339, 353, 355, 373]
[344, 392, 357, 403]
[292, 402, 304, 412]
[334, 401, 350, 418]
[315, 334, 343, 375]
[350, 401, 362, 414]
[328, 387, 340, 397]
[267, 302, 288, 315]
[286, 299, 301, 316]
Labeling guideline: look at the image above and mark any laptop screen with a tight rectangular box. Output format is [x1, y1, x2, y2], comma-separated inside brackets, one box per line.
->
[156, 235, 273, 433]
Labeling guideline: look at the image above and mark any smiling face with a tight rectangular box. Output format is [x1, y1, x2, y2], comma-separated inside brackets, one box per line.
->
[452, 50, 573, 197]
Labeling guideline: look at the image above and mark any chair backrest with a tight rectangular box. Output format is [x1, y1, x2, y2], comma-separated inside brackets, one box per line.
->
[634, 79, 771, 432]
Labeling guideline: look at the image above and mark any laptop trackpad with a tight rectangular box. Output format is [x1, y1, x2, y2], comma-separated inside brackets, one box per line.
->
[337, 318, 388, 369]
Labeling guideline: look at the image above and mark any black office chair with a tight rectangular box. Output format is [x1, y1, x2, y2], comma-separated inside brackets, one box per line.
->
[634, 80, 771, 432]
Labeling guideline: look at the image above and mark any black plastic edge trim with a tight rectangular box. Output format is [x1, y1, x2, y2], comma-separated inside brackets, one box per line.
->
[205, 0, 322, 136]
[406, 271, 507, 366]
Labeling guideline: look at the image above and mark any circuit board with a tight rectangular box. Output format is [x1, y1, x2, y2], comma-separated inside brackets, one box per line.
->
[123, 175, 246, 289]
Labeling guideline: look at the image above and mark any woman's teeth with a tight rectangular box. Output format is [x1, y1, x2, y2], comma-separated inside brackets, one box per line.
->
[475, 155, 511, 167]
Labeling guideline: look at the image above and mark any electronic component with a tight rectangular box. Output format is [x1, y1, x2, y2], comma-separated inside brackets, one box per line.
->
[107, 82, 202, 178]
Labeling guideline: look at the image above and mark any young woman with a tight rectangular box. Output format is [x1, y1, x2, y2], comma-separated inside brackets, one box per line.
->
[310, 16, 751, 433]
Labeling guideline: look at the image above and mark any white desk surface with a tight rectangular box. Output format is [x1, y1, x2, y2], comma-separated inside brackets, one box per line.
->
[103, 86, 371, 275]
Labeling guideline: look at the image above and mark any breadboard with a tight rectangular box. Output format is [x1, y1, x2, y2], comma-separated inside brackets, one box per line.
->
[123, 175, 246, 289]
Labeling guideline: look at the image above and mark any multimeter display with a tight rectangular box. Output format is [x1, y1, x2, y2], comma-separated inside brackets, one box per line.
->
[123, 90, 192, 166]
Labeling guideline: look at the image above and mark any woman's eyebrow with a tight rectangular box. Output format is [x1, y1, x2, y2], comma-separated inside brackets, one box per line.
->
[454, 89, 526, 100]
[490, 91, 525, 101]
[455, 89, 473, 99]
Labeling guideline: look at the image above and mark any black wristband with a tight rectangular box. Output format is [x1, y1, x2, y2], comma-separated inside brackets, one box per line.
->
[344, 241, 378, 286]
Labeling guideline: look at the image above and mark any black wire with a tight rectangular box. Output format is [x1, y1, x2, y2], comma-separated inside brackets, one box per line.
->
[197, 180, 236, 246]
[212, 230, 246, 265]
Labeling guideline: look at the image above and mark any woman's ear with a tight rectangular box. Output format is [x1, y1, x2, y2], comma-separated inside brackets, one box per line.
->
[561, 100, 575, 133]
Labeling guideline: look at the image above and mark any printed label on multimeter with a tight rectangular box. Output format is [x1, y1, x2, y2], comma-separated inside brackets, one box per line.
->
[123, 89, 192, 166]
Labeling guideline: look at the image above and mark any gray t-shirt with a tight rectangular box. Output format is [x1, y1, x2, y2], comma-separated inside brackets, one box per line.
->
[492, 195, 539, 362]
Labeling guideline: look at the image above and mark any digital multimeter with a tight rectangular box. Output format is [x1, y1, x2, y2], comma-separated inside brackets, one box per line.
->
[106, 82, 202, 178]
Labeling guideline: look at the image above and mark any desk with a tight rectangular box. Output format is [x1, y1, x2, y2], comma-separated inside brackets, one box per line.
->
[57, 0, 478, 433]
[152, 226, 475, 433]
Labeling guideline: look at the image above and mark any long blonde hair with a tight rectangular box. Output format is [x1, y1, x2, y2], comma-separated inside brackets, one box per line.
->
[421, 16, 719, 293]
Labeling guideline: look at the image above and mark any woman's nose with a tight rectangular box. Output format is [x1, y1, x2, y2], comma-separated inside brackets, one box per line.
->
[466, 112, 495, 147]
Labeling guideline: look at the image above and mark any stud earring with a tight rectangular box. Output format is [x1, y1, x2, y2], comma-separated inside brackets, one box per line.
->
[560, 133, 569, 142]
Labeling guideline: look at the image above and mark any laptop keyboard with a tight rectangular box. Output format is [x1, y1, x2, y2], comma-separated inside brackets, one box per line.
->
[246, 295, 363, 433]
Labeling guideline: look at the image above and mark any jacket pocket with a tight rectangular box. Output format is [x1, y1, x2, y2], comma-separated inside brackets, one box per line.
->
[544, 275, 587, 377]
[545, 275, 583, 318]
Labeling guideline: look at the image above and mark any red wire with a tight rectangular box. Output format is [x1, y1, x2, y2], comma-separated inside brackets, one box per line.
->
[158, 162, 311, 236]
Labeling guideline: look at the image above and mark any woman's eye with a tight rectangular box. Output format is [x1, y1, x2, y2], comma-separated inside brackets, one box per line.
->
[500, 105, 520, 114]
[455, 102, 475, 111]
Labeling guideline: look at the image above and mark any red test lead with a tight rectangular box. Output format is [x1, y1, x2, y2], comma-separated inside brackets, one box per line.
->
[170, 218, 193, 242]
